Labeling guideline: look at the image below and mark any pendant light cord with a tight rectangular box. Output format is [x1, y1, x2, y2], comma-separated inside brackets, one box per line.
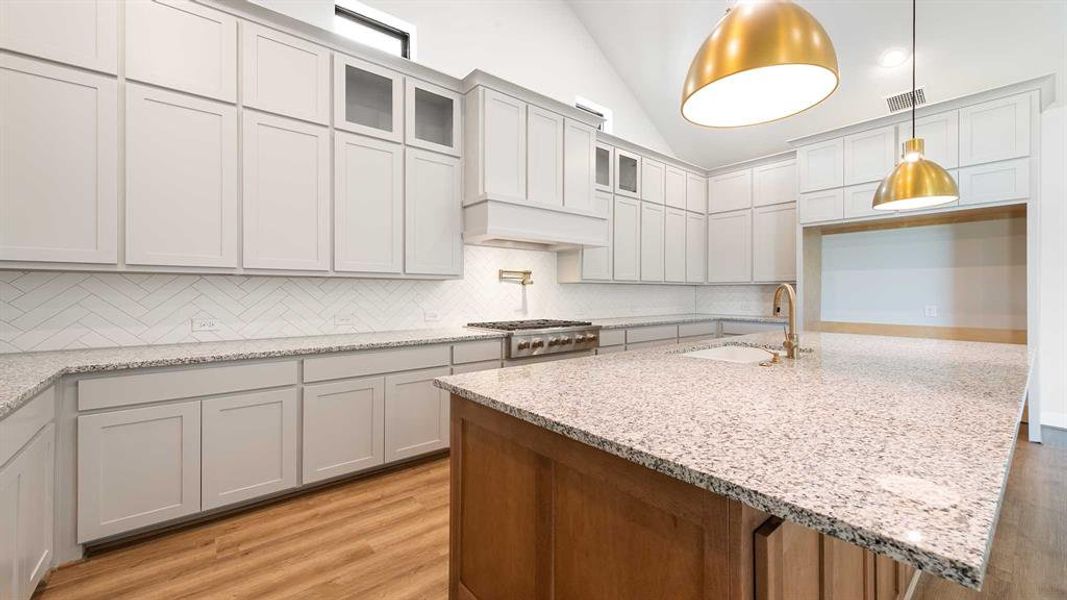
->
[911, 0, 917, 139]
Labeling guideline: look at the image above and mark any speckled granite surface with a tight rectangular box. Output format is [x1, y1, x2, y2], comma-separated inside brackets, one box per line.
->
[0, 328, 505, 420]
[590, 313, 786, 329]
[435, 331, 1031, 589]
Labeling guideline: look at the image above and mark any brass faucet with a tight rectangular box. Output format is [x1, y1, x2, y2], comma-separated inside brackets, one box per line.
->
[772, 283, 799, 359]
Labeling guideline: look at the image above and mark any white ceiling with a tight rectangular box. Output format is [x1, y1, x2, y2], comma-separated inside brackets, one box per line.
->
[567, 0, 1067, 169]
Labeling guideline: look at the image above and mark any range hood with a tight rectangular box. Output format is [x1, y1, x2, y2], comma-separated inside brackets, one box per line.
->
[462, 197, 609, 251]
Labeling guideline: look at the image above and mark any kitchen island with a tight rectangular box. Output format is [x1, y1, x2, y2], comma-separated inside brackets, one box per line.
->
[434, 331, 1031, 599]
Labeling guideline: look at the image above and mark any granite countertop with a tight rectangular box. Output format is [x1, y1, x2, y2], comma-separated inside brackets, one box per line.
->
[590, 313, 786, 329]
[434, 331, 1031, 589]
[0, 327, 506, 421]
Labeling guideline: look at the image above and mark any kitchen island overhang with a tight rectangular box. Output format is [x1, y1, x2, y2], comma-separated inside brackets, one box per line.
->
[435, 331, 1031, 595]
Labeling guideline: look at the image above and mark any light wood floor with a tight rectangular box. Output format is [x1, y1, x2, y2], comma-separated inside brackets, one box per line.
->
[36, 427, 1065, 600]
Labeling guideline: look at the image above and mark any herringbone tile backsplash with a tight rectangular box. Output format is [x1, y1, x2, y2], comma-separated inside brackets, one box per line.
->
[0, 246, 767, 354]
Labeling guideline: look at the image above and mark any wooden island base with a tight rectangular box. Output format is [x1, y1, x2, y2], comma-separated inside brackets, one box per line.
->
[449, 394, 919, 600]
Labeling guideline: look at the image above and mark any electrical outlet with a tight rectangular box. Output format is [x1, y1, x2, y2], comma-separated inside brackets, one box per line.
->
[423, 310, 441, 322]
[334, 314, 357, 327]
[191, 318, 220, 332]
[923, 305, 939, 318]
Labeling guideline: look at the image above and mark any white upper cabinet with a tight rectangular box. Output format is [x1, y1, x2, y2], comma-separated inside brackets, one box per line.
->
[664, 166, 687, 210]
[843, 126, 896, 185]
[641, 158, 666, 205]
[303, 376, 385, 484]
[752, 159, 797, 207]
[686, 173, 708, 213]
[0, 0, 118, 73]
[125, 0, 237, 102]
[842, 182, 885, 220]
[0, 56, 118, 264]
[615, 149, 641, 198]
[527, 105, 564, 205]
[640, 202, 664, 282]
[201, 389, 298, 510]
[580, 191, 613, 280]
[959, 94, 1031, 167]
[126, 84, 237, 267]
[797, 138, 843, 192]
[242, 111, 330, 271]
[798, 188, 844, 224]
[664, 207, 686, 283]
[752, 203, 796, 283]
[477, 88, 526, 201]
[707, 209, 752, 284]
[613, 196, 641, 281]
[595, 143, 614, 192]
[563, 120, 596, 212]
[685, 212, 706, 283]
[241, 22, 330, 124]
[709, 168, 752, 213]
[334, 132, 403, 273]
[406, 148, 462, 276]
[897, 110, 959, 169]
[959, 158, 1029, 206]
[405, 78, 462, 156]
[333, 54, 403, 142]
[385, 367, 452, 461]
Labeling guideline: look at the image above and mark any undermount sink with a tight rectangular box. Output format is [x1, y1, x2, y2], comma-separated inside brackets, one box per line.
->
[682, 345, 778, 364]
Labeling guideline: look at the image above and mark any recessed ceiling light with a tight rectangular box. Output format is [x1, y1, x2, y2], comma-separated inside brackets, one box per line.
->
[879, 47, 909, 68]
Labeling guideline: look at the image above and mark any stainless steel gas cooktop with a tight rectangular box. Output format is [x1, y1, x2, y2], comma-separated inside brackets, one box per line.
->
[467, 319, 600, 360]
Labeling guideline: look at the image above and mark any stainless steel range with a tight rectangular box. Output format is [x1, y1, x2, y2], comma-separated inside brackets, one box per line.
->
[466, 319, 601, 363]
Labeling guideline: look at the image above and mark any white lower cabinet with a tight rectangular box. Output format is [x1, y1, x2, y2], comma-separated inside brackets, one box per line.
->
[640, 202, 665, 282]
[752, 203, 797, 283]
[405, 148, 463, 275]
[664, 207, 686, 283]
[708, 209, 752, 283]
[685, 212, 707, 283]
[201, 389, 298, 510]
[302, 376, 385, 484]
[384, 367, 451, 462]
[613, 196, 641, 281]
[77, 401, 201, 543]
[0, 424, 53, 600]
[334, 132, 403, 273]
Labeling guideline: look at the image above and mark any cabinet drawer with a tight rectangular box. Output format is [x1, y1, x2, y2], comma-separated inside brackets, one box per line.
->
[78, 361, 298, 411]
[798, 189, 844, 224]
[0, 386, 55, 467]
[678, 321, 717, 339]
[626, 340, 677, 351]
[720, 321, 785, 336]
[626, 325, 678, 344]
[304, 345, 451, 383]
[596, 345, 626, 355]
[451, 360, 501, 374]
[598, 329, 626, 347]
[452, 340, 502, 364]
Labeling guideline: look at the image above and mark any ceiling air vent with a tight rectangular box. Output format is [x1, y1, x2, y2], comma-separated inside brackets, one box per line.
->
[885, 87, 926, 113]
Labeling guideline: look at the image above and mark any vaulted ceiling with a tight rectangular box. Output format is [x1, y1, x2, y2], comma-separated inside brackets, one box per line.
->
[568, 0, 1066, 169]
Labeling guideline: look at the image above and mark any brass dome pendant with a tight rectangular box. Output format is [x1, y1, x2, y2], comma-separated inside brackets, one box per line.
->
[681, 0, 839, 128]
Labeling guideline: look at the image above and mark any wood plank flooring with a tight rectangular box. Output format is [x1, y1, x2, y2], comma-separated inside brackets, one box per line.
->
[36, 427, 1066, 600]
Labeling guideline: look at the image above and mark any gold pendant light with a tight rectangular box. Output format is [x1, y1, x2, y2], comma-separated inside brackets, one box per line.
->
[681, 0, 839, 128]
[872, 0, 958, 211]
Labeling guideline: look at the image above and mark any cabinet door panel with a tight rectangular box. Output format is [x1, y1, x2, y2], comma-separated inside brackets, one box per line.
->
[126, 84, 237, 267]
[333, 54, 403, 141]
[843, 126, 896, 185]
[707, 210, 751, 283]
[753, 159, 797, 207]
[664, 207, 686, 282]
[243, 111, 330, 270]
[0, 452, 16, 600]
[753, 203, 796, 283]
[640, 202, 664, 282]
[959, 158, 1029, 206]
[581, 191, 613, 280]
[0, 425, 55, 600]
[482, 89, 527, 200]
[0, 55, 118, 263]
[641, 158, 666, 205]
[385, 367, 451, 461]
[685, 212, 706, 283]
[527, 106, 564, 206]
[798, 189, 844, 224]
[334, 132, 403, 273]
[242, 22, 330, 124]
[842, 182, 884, 220]
[798, 139, 843, 192]
[125, 0, 237, 102]
[202, 389, 298, 510]
[303, 377, 385, 483]
[77, 401, 201, 543]
[664, 166, 686, 209]
[595, 143, 614, 192]
[613, 196, 640, 281]
[563, 120, 596, 212]
[0, 0, 118, 73]
[897, 110, 959, 168]
[685, 173, 707, 213]
[406, 148, 462, 275]
[709, 168, 752, 213]
[959, 94, 1031, 167]
[406, 79, 462, 156]
[615, 149, 641, 198]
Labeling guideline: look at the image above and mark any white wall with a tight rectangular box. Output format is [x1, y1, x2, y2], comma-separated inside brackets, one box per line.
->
[251, 0, 674, 154]
[1039, 105, 1067, 429]
[820, 218, 1027, 330]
